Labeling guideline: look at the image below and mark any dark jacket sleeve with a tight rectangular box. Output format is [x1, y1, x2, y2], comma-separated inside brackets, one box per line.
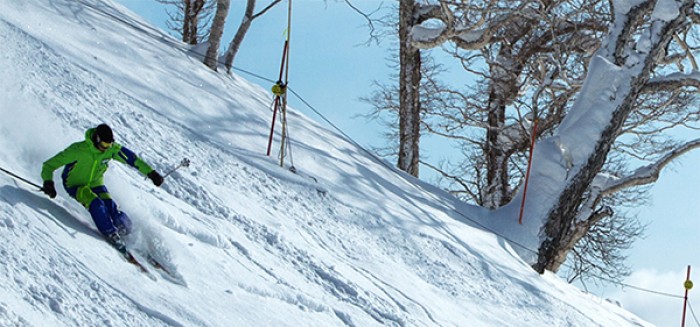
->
[113, 145, 155, 175]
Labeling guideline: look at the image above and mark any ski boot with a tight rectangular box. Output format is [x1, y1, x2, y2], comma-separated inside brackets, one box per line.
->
[107, 232, 128, 256]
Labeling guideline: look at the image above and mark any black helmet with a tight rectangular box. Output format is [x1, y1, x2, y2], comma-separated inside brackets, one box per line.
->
[93, 124, 114, 148]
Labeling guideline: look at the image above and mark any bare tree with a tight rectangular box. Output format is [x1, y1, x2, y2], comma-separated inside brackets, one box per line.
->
[363, 53, 449, 163]
[367, 0, 700, 279]
[223, 0, 282, 74]
[204, 0, 230, 70]
[413, 1, 610, 209]
[396, 0, 423, 177]
[156, 0, 215, 45]
[344, 0, 425, 177]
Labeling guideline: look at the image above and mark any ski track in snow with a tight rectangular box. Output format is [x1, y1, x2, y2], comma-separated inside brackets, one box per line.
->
[0, 302, 31, 327]
[0, 191, 176, 326]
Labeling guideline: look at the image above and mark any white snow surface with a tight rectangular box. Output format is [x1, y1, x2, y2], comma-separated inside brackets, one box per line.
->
[0, 0, 652, 326]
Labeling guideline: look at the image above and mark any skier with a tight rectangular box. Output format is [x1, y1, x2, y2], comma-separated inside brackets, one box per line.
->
[40, 124, 164, 253]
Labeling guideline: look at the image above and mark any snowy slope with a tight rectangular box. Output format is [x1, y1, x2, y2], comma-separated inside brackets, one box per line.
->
[0, 0, 651, 326]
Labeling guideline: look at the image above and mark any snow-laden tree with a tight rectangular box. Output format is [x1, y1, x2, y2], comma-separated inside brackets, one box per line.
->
[407, 0, 700, 275]
[414, 1, 610, 210]
[360, 0, 450, 178]
[525, 0, 700, 274]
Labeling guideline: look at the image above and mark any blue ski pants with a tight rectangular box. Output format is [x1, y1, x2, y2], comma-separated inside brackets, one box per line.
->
[64, 184, 132, 237]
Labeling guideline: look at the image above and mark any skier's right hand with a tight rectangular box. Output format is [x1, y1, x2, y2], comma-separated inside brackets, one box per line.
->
[42, 181, 57, 199]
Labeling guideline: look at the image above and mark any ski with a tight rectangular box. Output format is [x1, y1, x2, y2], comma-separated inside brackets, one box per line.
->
[144, 254, 185, 285]
[123, 251, 149, 273]
[105, 237, 183, 284]
[123, 250, 158, 281]
[107, 239, 157, 280]
[145, 255, 166, 271]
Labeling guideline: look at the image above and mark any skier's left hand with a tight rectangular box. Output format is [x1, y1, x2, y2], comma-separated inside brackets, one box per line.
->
[148, 171, 164, 187]
[42, 180, 57, 198]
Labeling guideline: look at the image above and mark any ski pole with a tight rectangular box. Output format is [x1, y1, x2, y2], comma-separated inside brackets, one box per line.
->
[0, 166, 43, 190]
[162, 158, 191, 179]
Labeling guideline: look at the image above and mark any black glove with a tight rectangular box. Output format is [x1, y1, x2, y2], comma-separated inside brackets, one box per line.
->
[148, 171, 164, 187]
[42, 181, 57, 198]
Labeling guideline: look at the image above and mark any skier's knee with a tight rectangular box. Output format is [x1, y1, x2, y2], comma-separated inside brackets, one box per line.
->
[88, 199, 117, 236]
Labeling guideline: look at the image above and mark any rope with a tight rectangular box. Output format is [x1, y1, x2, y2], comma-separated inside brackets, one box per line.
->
[612, 282, 684, 299]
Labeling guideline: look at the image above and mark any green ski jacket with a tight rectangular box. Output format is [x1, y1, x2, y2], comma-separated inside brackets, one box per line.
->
[41, 128, 155, 188]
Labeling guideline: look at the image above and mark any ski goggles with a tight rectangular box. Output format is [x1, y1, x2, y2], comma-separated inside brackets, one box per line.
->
[97, 140, 113, 150]
[95, 134, 113, 150]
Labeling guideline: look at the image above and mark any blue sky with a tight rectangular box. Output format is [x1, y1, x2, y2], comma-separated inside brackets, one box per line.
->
[112, 1, 700, 325]
[114, 0, 391, 146]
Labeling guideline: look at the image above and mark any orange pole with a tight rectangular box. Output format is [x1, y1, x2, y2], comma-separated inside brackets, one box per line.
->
[518, 119, 538, 225]
[682, 265, 692, 327]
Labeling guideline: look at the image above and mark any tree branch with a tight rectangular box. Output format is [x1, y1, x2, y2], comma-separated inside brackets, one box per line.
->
[342, 0, 386, 45]
[601, 138, 700, 196]
[252, 0, 282, 20]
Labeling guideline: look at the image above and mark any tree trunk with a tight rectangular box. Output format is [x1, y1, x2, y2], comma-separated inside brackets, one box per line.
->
[183, 0, 206, 45]
[183, 0, 193, 44]
[482, 47, 520, 208]
[224, 0, 256, 74]
[398, 0, 421, 177]
[204, 0, 230, 71]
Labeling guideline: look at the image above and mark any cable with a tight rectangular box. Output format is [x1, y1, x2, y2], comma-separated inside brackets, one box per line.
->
[232, 66, 276, 84]
[612, 281, 684, 299]
[688, 299, 700, 327]
[287, 85, 543, 256]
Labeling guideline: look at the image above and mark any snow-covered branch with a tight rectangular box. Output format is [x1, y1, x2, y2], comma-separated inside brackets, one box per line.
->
[601, 138, 700, 196]
[605, 0, 655, 65]
[409, 2, 499, 50]
[644, 71, 700, 92]
[574, 139, 700, 231]
[252, 0, 282, 19]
